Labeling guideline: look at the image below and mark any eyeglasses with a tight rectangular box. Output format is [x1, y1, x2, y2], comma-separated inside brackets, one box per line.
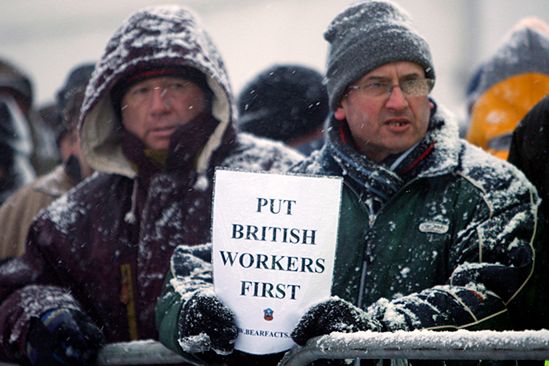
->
[346, 78, 434, 98]
[122, 77, 193, 108]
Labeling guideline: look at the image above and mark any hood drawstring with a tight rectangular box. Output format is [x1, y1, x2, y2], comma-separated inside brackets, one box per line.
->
[124, 179, 139, 224]
[193, 172, 210, 191]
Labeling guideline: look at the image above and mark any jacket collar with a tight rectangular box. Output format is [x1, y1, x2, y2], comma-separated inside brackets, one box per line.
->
[120, 112, 235, 186]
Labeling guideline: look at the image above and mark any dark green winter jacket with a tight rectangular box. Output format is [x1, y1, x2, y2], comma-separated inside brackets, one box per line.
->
[291, 103, 538, 332]
[156, 103, 538, 363]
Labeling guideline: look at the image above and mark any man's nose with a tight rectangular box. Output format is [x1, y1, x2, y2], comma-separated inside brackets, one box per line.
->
[385, 85, 409, 110]
[149, 86, 171, 111]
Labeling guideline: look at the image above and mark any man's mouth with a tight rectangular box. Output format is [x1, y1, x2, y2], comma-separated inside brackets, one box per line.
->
[385, 118, 411, 127]
[382, 118, 412, 133]
[149, 125, 177, 139]
[387, 120, 409, 127]
[153, 125, 176, 132]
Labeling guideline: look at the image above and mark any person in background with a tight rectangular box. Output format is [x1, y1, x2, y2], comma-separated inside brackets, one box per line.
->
[237, 64, 329, 155]
[465, 17, 549, 159]
[0, 58, 59, 178]
[155, 1, 538, 365]
[0, 62, 95, 261]
[53, 63, 95, 181]
[508, 95, 549, 332]
[0, 5, 301, 366]
[37, 101, 62, 141]
[0, 58, 36, 204]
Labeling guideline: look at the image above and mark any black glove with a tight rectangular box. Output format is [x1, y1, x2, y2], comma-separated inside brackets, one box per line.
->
[291, 297, 383, 346]
[178, 290, 238, 355]
[26, 308, 105, 366]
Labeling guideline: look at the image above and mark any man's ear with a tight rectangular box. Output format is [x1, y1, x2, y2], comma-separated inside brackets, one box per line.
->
[334, 106, 346, 121]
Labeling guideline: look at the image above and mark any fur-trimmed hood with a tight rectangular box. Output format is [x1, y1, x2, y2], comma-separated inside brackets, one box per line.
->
[79, 5, 234, 178]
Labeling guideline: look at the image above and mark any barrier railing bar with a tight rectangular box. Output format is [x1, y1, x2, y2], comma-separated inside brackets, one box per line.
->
[279, 329, 549, 366]
[3, 330, 548, 366]
[96, 339, 204, 365]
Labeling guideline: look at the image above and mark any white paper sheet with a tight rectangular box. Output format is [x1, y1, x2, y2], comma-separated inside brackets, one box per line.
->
[212, 169, 342, 355]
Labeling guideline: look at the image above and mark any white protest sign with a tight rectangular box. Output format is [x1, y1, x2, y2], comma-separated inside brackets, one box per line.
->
[212, 169, 342, 355]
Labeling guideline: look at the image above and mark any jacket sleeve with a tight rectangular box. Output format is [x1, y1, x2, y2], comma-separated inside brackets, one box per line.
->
[368, 161, 538, 332]
[0, 186, 31, 260]
[0, 215, 81, 361]
[155, 243, 214, 354]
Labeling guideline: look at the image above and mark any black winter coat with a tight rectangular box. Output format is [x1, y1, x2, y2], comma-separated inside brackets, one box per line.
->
[0, 5, 302, 363]
[508, 95, 549, 330]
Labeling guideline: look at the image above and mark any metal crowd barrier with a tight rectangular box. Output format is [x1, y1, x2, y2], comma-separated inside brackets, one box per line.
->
[97, 340, 196, 365]
[97, 330, 549, 365]
[279, 329, 549, 365]
[2, 330, 549, 365]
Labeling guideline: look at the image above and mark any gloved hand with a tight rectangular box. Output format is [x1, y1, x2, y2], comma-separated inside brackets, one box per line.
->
[178, 290, 238, 356]
[26, 308, 105, 366]
[291, 297, 383, 346]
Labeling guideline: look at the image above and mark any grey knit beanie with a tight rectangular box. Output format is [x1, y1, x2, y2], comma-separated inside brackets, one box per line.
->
[324, 0, 435, 111]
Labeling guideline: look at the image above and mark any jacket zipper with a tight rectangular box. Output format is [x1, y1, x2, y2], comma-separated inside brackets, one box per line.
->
[343, 176, 425, 309]
[342, 181, 371, 309]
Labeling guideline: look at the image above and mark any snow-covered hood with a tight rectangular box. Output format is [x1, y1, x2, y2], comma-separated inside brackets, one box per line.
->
[79, 5, 234, 178]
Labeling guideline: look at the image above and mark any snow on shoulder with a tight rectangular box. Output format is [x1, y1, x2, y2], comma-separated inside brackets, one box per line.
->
[220, 132, 303, 174]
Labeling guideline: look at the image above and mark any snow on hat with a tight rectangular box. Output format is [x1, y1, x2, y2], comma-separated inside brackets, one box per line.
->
[324, 0, 435, 111]
[237, 64, 329, 142]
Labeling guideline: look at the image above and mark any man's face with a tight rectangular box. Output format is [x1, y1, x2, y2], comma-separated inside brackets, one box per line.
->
[120, 76, 208, 150]
[334, 61, 433, 162]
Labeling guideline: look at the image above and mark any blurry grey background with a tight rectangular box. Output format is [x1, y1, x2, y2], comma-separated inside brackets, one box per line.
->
[2, 0, 549, 119]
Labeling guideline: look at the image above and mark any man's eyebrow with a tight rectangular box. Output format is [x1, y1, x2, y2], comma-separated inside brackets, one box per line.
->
[400, 72, 422, 80]
[362, 75, 391, 82]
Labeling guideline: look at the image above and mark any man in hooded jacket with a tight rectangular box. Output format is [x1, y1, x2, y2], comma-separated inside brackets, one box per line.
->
[156, 1, 539, 365]
[0, 5, 302, 366]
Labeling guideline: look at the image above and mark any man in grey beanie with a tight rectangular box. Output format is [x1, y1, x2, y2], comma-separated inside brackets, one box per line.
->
[289, 0, 538, 361]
